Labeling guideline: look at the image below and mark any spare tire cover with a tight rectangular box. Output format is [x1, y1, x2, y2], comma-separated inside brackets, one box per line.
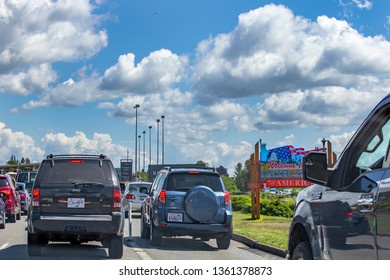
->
[184, 186, 219, 223]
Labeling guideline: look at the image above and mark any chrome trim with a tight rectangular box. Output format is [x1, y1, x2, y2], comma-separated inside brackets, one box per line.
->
[40, 215, 112, 222]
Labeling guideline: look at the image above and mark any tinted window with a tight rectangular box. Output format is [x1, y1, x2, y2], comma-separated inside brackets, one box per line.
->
[0, 178, 9, 186]
[38, 160, 116, 185]
[166, 173, 223, 192]
[17, 173, 28, 183]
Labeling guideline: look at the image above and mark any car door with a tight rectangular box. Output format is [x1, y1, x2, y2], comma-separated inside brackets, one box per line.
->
[322, 108, 390, 259]
[376, 168, 390, 259]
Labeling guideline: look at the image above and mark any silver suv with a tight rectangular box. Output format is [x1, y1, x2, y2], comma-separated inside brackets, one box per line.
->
[140, 167, 233, 249]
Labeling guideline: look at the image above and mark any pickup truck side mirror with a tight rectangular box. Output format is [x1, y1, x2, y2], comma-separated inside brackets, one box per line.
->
[303, 152, 328, 185]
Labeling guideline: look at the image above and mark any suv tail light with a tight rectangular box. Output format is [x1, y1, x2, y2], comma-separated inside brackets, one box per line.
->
[158, 190, 166, 204]
[224, 191, 231, 206]
[112, 187, 122, 210]
[32, 189, 40, 208]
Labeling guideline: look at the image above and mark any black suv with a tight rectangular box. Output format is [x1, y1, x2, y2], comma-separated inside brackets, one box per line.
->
[287, 94, 390, 260]
[140, 167, 232, 249]
[27, 154, 124, 258]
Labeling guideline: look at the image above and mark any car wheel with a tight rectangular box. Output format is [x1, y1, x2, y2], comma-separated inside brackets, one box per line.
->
[291, 241, 313, 260]
[216, 234, 230, 250]
[27, 232, 42, 256]
[16, 210, 21, 220]
[0, 214, 5, 229]
[184, 186, 219, 223]
[140, 209, 150, 239]
[108, 235, 123, 259]
[7, 213, 16, 223]
[150, 221, 162, 246]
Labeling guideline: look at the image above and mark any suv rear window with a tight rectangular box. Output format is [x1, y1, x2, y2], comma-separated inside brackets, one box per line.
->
[166, 172, 223, 192]
[38, 160, 116, 185]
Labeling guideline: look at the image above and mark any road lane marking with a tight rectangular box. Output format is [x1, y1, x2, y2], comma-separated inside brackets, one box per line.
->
[127, 240, 153, 260]
[0, 243, 8, 251]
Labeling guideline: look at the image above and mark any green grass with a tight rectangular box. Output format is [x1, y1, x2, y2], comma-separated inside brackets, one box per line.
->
[232, 211, 290, 250]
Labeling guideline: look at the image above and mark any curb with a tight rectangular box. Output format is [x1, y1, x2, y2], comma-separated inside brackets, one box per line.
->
[232, 233, 286, 258]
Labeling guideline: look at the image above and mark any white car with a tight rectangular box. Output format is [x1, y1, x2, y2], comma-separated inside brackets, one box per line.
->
[123, 182, 152, 216]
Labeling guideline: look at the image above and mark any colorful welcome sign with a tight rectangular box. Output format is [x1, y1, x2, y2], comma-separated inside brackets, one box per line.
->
[260, 143, 312, 188]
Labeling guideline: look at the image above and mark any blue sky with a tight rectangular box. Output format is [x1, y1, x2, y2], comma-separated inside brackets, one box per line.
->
[1, 0, 390, 174]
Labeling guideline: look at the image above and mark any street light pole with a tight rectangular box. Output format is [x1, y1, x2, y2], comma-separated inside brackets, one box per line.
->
[161, 115, 165, 165]
[133, 104, 140, 177]
[148, 126, 152, 166]
[156, 119, 160, 165]
[138, 135, 141, 175]
[143, 130, 146, 172]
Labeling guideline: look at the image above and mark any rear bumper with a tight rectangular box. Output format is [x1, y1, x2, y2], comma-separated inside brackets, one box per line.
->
[156, 222, 232, 238]
[28, 211, 124, 236]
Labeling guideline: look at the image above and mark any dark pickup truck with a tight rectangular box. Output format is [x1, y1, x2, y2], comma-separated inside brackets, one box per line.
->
[287, 94, 390, 260]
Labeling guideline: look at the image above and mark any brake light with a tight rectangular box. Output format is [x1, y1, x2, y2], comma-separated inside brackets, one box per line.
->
[188, 171, 200, 174]
[158, 190, 166, 204]
[126, 193, 136, 200]
[224, 191, 231, 206]
[32, 189, 40, 207]
[0, 189, 11, 196]
[69, 160, 84, 163]
[112, 188, 122, 210]
[20, 193, 27, 199]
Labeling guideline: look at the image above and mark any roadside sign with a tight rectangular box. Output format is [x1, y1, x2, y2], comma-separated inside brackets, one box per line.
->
[120, 160, 133, 182]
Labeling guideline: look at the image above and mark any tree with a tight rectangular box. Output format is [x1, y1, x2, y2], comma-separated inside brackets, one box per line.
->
[234, 162, 250, 192]
[196, 160, 208, 167]
[221, 175, 238, 193]
[216, 165, 229, 177]
[7, 155, 18, 165]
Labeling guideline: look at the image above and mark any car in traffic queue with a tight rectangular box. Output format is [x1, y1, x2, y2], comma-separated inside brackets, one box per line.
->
[16, 171, 37, 193]
[123, 182, 152, 217]
[140, 167, 232, 249]
[287, 93, 390, 260]
[15, 182, 31, 214]
[27, 154, 125, 258]
[0, 173, 21, 223]
[0, 193, 6, 229]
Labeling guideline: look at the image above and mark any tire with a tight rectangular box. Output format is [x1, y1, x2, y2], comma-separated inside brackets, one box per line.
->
[184, 186, 219, 223]
[16, 210, 21, 220]
[27, 232, 42, 256]
[150, 222, 162, 246]
[140, 210, 150, 239]
[108, 235, 123, 259]
[125, 211, 129, 219]
[0, 213, 5, 229]
[216, 234, 231, 249]
[292, 241, 313, 260]
[7, 213, 16, 223]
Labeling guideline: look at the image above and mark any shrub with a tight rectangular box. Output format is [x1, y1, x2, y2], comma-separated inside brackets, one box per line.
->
[231, 194, 251, 212]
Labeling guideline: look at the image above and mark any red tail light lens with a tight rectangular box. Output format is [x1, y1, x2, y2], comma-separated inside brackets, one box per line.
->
[112, 188, 122, 210]
[224, 191, 231, 206]
[1, 189, 11, 196]
[158, 190, 166, 204]
[20, 193, 27, 199]
[32, 189, 40, 207]
[126, 193, 135, 200]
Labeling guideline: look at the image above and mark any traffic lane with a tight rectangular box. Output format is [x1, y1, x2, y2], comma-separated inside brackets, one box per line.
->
[0, 217, 142, 260]
[127, 214, 284, 260]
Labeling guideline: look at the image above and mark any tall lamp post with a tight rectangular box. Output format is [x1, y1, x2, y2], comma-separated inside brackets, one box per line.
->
[143, 130, 146, 172]
[156, 118, 160, 165]
[161, 115, 165, 164]
[148, 126, 152, 166]
[133, 104, 140, 176]
[138, 135, 141, 175]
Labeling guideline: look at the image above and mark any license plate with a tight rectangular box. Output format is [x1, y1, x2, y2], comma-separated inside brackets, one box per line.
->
[168, 212, 183, 222]
[67, 198, 85, 208]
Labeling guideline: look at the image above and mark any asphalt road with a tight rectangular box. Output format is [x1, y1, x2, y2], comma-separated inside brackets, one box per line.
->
[0, 213, 283, 260]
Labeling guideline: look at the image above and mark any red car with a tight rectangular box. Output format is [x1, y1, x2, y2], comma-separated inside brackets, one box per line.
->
[0, 174, 21, 223]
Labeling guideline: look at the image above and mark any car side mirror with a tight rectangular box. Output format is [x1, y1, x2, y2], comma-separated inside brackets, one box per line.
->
[303, 152, 328, 186]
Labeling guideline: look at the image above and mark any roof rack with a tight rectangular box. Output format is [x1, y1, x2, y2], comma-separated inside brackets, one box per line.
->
[46, 154, 107, 159]
[163, 166, 216, 172]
